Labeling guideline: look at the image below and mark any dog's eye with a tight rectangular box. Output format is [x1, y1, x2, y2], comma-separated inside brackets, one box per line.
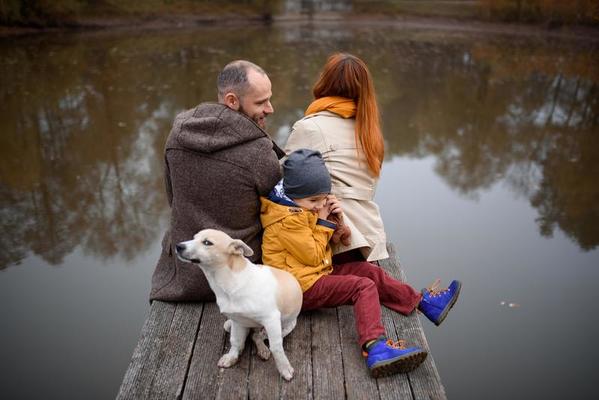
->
[202, 239, 213, 246]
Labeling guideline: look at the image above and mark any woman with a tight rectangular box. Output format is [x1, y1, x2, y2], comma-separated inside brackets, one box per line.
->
[285, 53, 388, 262]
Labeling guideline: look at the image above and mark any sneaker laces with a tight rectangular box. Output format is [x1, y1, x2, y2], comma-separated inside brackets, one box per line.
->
[362, 339, 407, 357]
[387, 339, 407, 350]
[425, 279, 449, 297]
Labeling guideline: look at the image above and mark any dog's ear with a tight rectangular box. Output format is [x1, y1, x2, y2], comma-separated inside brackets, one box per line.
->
[228, 240, 254, 257]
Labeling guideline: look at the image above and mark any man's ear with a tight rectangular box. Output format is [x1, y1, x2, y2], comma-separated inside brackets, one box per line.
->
[223, 92, 240, 111]
[228, 240, 254, 257]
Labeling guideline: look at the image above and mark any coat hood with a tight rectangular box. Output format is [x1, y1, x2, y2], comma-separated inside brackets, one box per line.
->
[168, 102, 285, 156]
[261, 197, 292, 229]
[260, 181, 303, 229]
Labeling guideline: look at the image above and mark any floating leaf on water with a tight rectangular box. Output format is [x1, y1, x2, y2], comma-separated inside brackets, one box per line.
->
[117, 122, 127, 128]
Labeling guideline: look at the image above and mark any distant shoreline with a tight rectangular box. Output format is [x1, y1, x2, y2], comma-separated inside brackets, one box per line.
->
[1, 13, 598, 41]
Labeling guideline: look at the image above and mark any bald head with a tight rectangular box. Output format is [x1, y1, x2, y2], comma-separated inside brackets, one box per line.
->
[217, 60, 266, 102]
[217, 60, 274, 129]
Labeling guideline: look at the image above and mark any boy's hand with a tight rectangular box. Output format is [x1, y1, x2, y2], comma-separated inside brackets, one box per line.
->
[317, 203, 330, 220]
[331, 224, 352, 246]
[317, 195, 340, 220]
[326, 195, 343, 219]
[326, 195, 352, 246]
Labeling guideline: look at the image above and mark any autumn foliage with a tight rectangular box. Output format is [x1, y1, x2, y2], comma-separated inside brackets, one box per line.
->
[479, 0, 599, 25]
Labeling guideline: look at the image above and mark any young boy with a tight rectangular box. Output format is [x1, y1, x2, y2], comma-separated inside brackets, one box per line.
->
[260, 148, 462, 377]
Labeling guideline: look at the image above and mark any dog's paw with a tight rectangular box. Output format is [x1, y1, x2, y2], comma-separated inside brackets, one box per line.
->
[278, 364, 294, 381]
[256, 345, 271, 360]
[217, 353, 238, 368]
[223, 319, 232, 333]
[251, 329, 270, 360]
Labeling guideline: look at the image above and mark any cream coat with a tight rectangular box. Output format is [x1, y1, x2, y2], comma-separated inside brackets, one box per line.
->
[285, 111, 389, 261]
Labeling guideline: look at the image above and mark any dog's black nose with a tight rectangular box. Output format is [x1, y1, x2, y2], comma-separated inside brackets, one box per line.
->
[175, 244, 185, 254]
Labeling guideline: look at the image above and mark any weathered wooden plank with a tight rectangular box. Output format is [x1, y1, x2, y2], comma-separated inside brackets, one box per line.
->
[182, 302, 227, 400]
[247, 315, 315, 399]
[117, 301, 177, 400]
[248, 332, 283, 399]
[280, 314, 313, 400]
[378, 305, 415, 400]
[402, 311, 446, 400]
[382, 245, 447, 400]
[337, 305, 380, 399]
[310, 308, 346, 399]
[147, 302, 203, 400]
[215, 337, 251, 400]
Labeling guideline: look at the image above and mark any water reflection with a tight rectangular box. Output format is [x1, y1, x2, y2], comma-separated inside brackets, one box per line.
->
[380, 38, 598, 250]
[0, 25, 597, 269]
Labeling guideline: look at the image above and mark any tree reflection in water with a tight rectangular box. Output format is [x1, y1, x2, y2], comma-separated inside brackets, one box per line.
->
[379, 38, 598, 250]
[0, 26, 597, 270]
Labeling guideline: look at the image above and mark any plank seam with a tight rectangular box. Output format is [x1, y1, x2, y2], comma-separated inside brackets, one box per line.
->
[146, 301, 180, 397]
[334, 307, 351, 400]
[244, 333, 251, 400]
[406, 371, 417, 400]
[309, 312, 317, 400]
[178, 302, 205, 400]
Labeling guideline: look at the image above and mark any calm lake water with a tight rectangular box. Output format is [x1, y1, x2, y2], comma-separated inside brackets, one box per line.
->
[1, 22, 597, 399]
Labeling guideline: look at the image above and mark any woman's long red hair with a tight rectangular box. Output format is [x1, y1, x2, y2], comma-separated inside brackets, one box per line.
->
[312, 53, 384, 177]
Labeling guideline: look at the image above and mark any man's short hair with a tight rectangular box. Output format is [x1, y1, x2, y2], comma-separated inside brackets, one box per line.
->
[217, 60, 266, 101]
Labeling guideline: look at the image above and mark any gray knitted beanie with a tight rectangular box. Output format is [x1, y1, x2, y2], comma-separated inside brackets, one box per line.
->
[283, 149, 331, 199]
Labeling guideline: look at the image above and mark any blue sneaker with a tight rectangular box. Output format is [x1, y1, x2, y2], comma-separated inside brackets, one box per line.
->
[364, 337, 428, 378]
[418, 279, 462, 326]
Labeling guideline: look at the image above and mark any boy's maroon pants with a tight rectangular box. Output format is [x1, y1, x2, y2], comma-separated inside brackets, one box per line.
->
[301, 261, 422, 347]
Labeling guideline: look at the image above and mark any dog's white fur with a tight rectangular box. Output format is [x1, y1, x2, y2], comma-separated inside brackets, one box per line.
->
[175, 229, 302, 380]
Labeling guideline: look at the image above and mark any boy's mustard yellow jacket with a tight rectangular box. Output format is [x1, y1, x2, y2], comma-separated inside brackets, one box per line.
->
[260, 196, 335, 292]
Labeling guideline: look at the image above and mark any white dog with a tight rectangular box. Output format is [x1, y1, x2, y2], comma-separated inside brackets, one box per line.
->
[175, 229, 302, 380]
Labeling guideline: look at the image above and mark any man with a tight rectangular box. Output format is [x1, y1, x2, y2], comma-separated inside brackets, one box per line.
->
[150, 60, 284, 302]
[217, 61, 273, 129]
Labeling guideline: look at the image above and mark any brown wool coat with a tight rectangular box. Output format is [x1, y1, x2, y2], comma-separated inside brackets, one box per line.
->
[150, 103, 284, 302]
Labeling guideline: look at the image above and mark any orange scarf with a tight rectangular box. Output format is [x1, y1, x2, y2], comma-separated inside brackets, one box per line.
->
[305, 96, 356, 118]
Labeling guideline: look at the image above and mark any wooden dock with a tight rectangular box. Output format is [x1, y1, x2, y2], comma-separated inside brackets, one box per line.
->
[117, 244, 447, 399]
